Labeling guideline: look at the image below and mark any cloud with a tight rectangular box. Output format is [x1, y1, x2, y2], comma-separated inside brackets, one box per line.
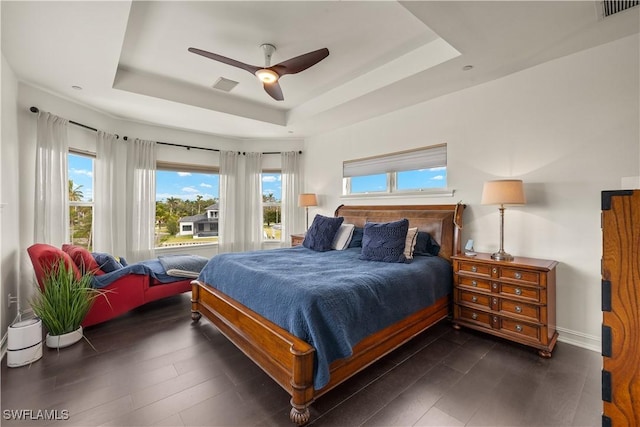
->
[262, 175, 279, 183]
[200, 183, 212, 188]
[182, 187, 199, 193]
[431, 175, 444, 180]
[177, 172, 191, 177]
[70, 168, 93, 178]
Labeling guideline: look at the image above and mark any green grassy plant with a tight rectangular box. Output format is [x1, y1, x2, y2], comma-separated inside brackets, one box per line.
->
[31, 259, 106, 336]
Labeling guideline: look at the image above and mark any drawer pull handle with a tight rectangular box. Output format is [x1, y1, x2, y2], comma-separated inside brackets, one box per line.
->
[515, 325, 523, 332]
[471, 313, 478, 320]
[492, 283, 498, 289]
[471, 266, 477, 272]
[515, 288, 522, 296]
[493, 316, 498, 323]
[472, 280, 478, 287]
[492, 298, 498, 305]
[492, 268, 498, 274]
[514, 272, 522, 279]
[515, 306, 522, 313]
[471, 296, 478, 303]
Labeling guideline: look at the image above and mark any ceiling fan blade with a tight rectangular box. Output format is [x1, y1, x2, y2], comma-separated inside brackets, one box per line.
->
[188, 47, 260, 75]
[271, 48, 329, 76]
[263, 81, 284, 101]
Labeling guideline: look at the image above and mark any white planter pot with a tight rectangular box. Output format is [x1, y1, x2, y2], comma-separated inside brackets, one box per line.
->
[45, 326, 83, 349]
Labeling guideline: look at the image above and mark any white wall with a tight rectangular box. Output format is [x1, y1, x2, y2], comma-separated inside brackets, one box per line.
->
[1, 54, 21, 352]
[304, 34, 640, 351]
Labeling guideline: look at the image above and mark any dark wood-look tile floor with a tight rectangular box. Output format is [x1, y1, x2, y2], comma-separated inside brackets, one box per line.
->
[2, 294, 601, 426]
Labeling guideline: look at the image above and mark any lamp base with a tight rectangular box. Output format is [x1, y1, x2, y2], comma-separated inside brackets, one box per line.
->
[491, 250, 514, 262]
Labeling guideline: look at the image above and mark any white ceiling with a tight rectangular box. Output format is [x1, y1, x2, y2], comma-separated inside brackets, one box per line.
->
[2, 1, 638, 139]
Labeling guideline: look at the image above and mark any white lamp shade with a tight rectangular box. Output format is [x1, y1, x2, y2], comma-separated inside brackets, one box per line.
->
[481, 180, 526, 205]
[298, 193, 318, 207]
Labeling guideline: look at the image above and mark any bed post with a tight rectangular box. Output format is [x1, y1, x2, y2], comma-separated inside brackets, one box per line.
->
[289, 346, 315, 425]
[453, 203, 465, 256]
[191, 281, 202, 322]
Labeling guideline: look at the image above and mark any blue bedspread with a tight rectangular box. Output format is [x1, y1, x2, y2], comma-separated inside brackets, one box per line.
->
[91, 259, 187, 289]
[197, 246, 452, 389]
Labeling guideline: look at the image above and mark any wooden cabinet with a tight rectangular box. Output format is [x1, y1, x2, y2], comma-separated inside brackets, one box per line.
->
[452, 253, 559, 357]
[291, 234, 305, 247]
[601, 190, 639, 426]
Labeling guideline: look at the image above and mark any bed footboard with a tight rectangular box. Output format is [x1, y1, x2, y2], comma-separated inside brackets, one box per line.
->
[191, 281, 316, 424]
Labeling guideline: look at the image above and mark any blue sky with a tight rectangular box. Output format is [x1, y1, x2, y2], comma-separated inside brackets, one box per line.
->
[69, 153, 445, 202]
[69, 154, 283, 202]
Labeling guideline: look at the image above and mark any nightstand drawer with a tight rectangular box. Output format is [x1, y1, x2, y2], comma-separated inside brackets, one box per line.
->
[458, 290, 491, 309]
[501, 318, 540, 341]
[499, 267, 540, 286]
[500, 299, 540, 322]
[500, 283, 540, 302]
[457, 276, 492, 292]
[458, 307, 491, 328]
[457, 262, 492, 277]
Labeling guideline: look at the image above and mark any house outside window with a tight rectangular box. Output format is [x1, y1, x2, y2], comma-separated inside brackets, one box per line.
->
[262, 171, 282, 241]
[155, 163, 219, 248]
[68, 152, 94, 250]
[343, 144, 449, 196]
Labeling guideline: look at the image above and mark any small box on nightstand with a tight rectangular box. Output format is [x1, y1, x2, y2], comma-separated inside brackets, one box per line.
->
[291, 234, 305, 247]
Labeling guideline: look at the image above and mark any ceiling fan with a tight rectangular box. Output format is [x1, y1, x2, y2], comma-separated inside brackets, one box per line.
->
[188, 44, 329, 101]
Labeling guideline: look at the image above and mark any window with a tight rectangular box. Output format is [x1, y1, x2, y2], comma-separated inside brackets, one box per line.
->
[262, 172, 282, 241]
[155, 163, 219, 248]
[68, 152, 94, 250]
[342, 144, 448, 196]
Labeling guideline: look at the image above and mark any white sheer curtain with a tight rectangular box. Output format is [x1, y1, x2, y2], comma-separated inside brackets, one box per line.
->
[34, 111, 69, 246]
[94, 131, 127, 256]
[125, 139, 157, 262]
[281, 151, 304, 246]
[219, 150, 239, 253]
[244, 152, 263, 251]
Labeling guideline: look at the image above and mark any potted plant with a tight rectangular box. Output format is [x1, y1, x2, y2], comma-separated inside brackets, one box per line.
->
[31, 258, 105, 348]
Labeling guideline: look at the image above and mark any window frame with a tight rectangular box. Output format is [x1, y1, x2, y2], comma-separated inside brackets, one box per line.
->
[261, 169, 282, 243]
[341, 144, 453, 198]
[68, 150, 95, 250]
[155, 162, 220, 249]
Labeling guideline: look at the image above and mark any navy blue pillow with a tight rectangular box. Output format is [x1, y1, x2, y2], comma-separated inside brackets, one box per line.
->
[348, 227, 364, 248]
[303, 215, 344, 252]
[414, 231, 441, 256]
[360, 219, 409, 263]
[92, 252, 124, 273]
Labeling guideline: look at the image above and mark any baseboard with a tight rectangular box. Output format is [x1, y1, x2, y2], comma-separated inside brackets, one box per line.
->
[557, 326, 601, 353]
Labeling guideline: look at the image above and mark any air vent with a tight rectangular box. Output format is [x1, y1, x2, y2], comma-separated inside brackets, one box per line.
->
[601, 0, 639, 17]
[211, 77, 238, 92]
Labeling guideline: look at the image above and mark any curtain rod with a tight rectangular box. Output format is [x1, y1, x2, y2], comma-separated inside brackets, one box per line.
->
[123, 136, 301, 155]
[30, 106, 302, 155]
[30, 106, 120, 139]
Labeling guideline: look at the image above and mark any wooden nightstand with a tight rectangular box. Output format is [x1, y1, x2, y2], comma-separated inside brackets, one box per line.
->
[451, 253, 559, 357]
[291, 233, 306, 247]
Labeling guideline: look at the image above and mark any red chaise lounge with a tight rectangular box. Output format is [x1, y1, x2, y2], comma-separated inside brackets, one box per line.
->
[27, 243, 193, 327]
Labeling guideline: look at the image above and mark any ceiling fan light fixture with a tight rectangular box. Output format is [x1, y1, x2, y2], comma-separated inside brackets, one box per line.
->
[255, 68, 279, 83]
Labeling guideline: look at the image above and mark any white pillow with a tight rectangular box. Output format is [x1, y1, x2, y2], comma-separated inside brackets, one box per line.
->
[331, 224, 356, 250]
[404, 227, 418, 260]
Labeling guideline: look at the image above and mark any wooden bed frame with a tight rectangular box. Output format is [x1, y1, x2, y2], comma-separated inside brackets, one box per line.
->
[191, 204, 465, 424]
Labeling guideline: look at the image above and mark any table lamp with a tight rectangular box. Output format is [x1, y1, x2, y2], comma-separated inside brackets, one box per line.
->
[481, 180, 526, 261]
[298, 193, 318, 230]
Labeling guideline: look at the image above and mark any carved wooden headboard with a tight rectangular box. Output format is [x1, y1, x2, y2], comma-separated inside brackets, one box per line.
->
[334, 204, 465, 262]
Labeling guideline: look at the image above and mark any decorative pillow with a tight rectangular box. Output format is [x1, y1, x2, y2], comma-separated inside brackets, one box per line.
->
[303, 215, 344, 252]
[414, 231, 441, 256]
[403, 227, 419, 260]
[61, 244, 104, 275]
[360, 218, 409, 263]
[348, 227, 364, 248]
[118, 256, 128, 267]
[92, 252, 124, 273]
[331, 224, 356, 250]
